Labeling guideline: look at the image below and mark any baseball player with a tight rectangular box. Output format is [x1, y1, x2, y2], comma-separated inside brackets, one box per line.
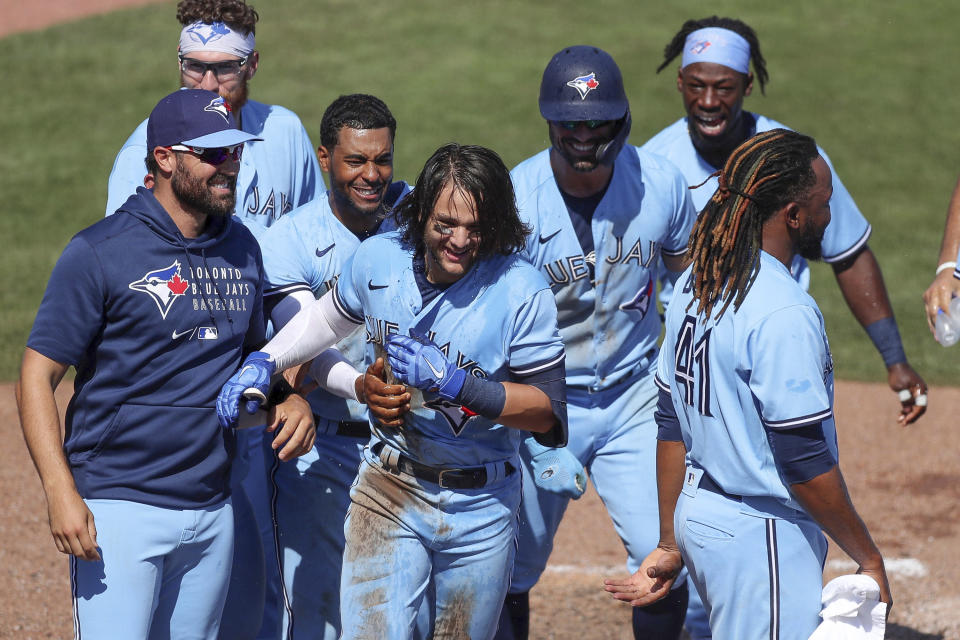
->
[498, 46, 697, 640]
[642, 16, 927, 427]
[218, 143, 569, 640]
[16, 89, 313, 639]
[605, 128, 892, 640]
[105, 3, 323, 634]
[255, 94, 412, 640]
[106, 0, 321, 232]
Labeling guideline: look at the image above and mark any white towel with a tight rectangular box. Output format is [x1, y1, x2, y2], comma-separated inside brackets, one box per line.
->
[808, 574, 886, 639]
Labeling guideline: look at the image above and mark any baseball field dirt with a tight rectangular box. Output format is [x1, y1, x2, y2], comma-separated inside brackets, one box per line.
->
[2, 2, 958, 638]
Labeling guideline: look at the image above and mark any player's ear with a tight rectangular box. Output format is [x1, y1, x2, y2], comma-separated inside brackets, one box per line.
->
[317, 145, 331, 173]
[676, 68, 684, 93]
[245, 50, 259, 80]
[743, 72, 754, 97]
[154, 146, 177, 175]
[783, 201, 802, 230]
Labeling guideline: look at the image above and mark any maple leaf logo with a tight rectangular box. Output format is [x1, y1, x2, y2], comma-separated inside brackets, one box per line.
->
[167, 273, 189, 295]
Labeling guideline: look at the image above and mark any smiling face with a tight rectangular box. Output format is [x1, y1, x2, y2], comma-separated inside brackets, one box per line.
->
[547, 119, 618, 173]
[423, 180, 482, 285]
[319, 126, 394, 225]
[169, 148, 239, 217]
[677, 61, 753, 152]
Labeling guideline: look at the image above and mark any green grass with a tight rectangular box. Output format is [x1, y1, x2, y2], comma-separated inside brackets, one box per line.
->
[2, 0, 959, 383]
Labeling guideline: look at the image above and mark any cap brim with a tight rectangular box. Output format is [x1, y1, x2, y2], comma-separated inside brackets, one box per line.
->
[181, 129, 263, 148]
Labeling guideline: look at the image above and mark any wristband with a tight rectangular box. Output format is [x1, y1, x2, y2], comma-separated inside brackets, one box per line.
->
[266, 378, 295, 409]
[936, 261, 957, 276]
[864, 317, 907, 368]
[456, 375, 506, 420]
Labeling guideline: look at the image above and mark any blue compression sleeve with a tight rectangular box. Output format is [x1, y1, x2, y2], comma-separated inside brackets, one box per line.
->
[764, 422, 837, 485]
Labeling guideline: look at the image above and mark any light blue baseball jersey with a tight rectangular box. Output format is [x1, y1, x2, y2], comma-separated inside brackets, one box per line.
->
[106, 99, 322, 238]
[642, 114, 870, 263]
[656, 251, 838, 509]
[332, 231, 566, 467]
[258, 183, 410, 420]
[510, 146, 696, 389]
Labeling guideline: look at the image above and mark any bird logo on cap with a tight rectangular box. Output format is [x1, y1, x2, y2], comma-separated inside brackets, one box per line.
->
[566, 72, 599, 100]
[204, 96, 231, 122]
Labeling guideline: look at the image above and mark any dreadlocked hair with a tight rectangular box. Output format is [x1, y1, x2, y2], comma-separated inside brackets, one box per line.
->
[686, 128, 818, 320]
[657, 16, 768, 94]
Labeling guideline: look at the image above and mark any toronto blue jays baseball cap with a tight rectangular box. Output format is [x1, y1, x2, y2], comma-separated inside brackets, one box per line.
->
[146, 88, 262, 150]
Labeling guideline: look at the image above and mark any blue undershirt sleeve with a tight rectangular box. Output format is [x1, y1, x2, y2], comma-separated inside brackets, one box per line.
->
[764, 421, 837, 485]
[655, 386, 683, 442]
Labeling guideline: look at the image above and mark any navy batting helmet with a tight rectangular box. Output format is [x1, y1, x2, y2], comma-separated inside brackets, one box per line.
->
[539, 45, 631, 165]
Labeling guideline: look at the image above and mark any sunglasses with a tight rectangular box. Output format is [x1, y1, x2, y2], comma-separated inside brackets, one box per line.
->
[555, 120, 614, 130]
[178, 55, 249, 81]
[168, 144, 244, 165]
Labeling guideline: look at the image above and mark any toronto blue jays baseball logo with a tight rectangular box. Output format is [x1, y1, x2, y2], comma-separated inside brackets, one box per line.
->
[689, 39, 711, 55]
[423, 397, 479, 436]
[567, 72, 599, 100]
[128, 261, 190, 319]
[204, 96, 231, 122]
[619, 274, 655, 315]
[184, 21, 230, 45]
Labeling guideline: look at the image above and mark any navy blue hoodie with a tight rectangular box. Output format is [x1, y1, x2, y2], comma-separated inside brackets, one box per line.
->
[28, 187, 266, 509]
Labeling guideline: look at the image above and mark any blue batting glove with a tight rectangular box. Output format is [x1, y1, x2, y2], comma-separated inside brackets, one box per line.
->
[217, 351, 275, 429]
[385, 331, 466, 400]
[523, 437, 587, 499]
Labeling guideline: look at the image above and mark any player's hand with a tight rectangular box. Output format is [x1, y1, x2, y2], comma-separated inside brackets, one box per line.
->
[887, 362, 927, 426]
[385, 331, 465, 400]
[857, 563, 893, 618]
[47, 487, 100, 561]
[359, 358, 410, 428]
[217, 351, 275, 429]
[284, 361, 318, 397]
[524, 437, 587, 499]
[267, 393, 316, 461]
[604, 544, 683, 607]
[922, 269, 960, 332]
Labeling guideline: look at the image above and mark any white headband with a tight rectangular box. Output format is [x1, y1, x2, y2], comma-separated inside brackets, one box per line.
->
[179, 21, 255, 58]
[681, 27, 750, 75]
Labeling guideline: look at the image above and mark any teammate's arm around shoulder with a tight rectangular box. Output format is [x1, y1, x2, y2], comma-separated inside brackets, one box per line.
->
[16, 348, 100, 561]
[788, 466, 892, 614]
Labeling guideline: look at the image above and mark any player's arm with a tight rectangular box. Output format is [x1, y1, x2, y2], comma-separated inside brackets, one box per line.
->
[922, 175, 960, 329]
[831, 247, 927, 425]
[218, 288, 362, 428]
[16, 348, 100, 561]
[605, 382, 686, 606]
[788, 465, 892, 613]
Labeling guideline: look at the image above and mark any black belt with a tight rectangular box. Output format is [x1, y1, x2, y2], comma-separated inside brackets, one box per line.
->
[371, 441, 515, 490]
[314, 415, 371, 439]
[699, 472, 741, 501]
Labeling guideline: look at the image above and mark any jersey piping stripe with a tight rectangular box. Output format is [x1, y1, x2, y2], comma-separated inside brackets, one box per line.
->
[654, 374, 671, 393]
[763, 408, 833, 429]
[332, 284, 364, 324]
[265, 282, 313, 298]
[510, 352, 565, 376]
[766, 518, 780, 640]
[269, 451, 297, 639]
[662, 244, 689, 257]
[71, 556, 81, 640]
[822, 224, 871, 264]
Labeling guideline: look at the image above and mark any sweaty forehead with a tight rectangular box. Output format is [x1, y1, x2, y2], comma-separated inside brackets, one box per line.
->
[333, 127, 394, 156]
[432, 183, 478, 222]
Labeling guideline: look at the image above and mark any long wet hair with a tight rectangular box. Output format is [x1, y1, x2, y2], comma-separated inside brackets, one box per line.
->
[687, 128, 818, 319]
[394, 143, 530, 258]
